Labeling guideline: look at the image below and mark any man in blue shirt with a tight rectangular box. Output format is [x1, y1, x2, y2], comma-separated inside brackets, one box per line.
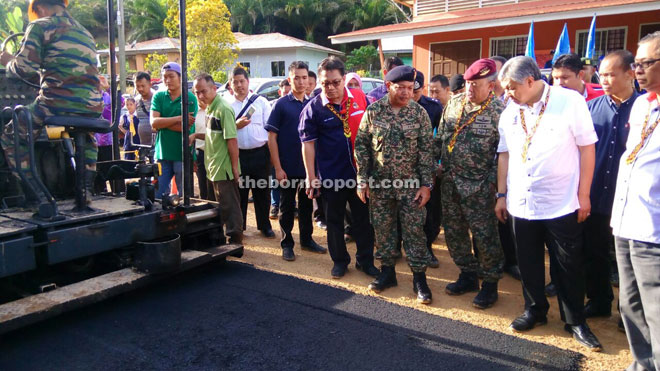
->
[267, 61, 327, 261]
[367, 56, 404, 103]
[585, 50, 639, 318]
[299, 56, 378, 279]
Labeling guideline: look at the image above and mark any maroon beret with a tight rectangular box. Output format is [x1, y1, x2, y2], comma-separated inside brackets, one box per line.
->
[463, 59, 497, 81]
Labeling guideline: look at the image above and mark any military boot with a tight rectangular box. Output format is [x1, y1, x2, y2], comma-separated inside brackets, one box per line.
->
[473, 281, 498, 309]
[413, 272, 432, 304]
[445, 271, 479, 295]
[368, 265, 397, 293]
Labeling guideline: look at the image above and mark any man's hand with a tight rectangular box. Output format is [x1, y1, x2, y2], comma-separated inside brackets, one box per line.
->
[236, 117, 251, 129]
[0, 51, 12, 66]
[414, 186, 431, 208]
[275, 167, 287, 182]
[357, 185, 370, 204]
[305, 176, 320, 199]
[577, 193, 591, 223]
[495, 197, 507, 223]
[188, 133, 197, 146]
[232, 169, 241, 184]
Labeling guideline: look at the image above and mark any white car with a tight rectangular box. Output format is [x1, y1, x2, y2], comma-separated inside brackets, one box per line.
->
[359, 77, 383, 94]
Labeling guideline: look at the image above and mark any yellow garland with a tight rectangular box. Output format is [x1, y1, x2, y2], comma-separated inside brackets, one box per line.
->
[447, 92, 495, 153]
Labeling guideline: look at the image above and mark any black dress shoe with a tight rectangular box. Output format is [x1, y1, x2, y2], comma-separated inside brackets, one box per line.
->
[260, 228, 275, 238]
[301, 240, 327, 254]
[368, 265, 397, 292]
[510, 310, 548, 332]
[584, 300, 612, 318]
[331, 264, 348, 279]
[544, 282, 557, 297]
[282, 247, 295, 261]
[504, 264, 521, 280]
[564, 323, 603, 352]
[355, 262, 380, 277]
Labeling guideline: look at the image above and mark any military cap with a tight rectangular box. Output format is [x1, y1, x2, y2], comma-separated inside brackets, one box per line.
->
[414, 71, 425, 90]
[464, 58, 497, 81]
[449, 74, 465, 92]
[385, 65, 417, 83]
[581, 57, 597, 67]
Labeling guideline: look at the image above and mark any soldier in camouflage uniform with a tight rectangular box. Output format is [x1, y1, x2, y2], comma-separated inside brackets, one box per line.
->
[355, 66, 435, 304]
[0, 0, 103, 205]
[436, 59, 504, 309]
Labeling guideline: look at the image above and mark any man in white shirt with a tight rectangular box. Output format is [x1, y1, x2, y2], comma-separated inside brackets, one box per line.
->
[611, 31, 660, 371]
[225, 66, 274, 237]
[495, 56, 602, 351]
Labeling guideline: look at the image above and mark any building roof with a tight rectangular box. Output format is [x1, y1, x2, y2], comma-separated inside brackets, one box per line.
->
[99, 33, 343, 56]
[330, 0, 660, 44]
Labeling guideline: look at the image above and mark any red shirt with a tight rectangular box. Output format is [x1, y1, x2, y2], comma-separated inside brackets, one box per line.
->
[585, 83, 605, 101]
[345, 87, 368, 147]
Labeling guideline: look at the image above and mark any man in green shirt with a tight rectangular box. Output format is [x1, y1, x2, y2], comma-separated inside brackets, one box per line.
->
[150, 62, 197, 199]
[190, 73, 243, 244]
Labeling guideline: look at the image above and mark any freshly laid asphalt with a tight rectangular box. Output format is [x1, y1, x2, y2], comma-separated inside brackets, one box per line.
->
[0, 262, 582, 370]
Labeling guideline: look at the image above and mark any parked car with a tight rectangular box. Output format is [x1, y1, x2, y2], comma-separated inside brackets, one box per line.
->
[359, 77, 383, 94]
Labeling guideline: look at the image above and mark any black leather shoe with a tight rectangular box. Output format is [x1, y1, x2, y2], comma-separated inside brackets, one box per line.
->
[260, 228, 275, 238]
[282, 247, 295, 261]
[510, 310, 548, 332]
[473, 281, 498, 309]
[356, 262, 380, 277]
[301, 240, 327, 254]
[368, 265, 397, 292]
[269, 206, 279, 220]
[584, 300, 612, 318]
[413, 272, 432, 304]
[445, 272, 479, 295]
[564, 323, 603, 352]
[504, 265, 521, 280]
[331, 264, 348, 279]
[428, 254, 440, 269]
[545, 282, 557, 297]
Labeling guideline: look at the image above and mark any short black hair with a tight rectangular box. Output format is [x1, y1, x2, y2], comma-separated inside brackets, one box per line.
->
[288, 61, 309, 74]
[231, 66, 249, 80]
[384, 56, 404, 71]
[194, 73, 215, 85]
[490, 55, 508, 66]
[318, 56, 345, 76]
[552, 53, 583, 75]
[135, 71, 151, 83]
[279, 79, 290, 88]
[308, 71, 317, 80]
[603, 50, 635, 72]
[430, 74, 449, 88]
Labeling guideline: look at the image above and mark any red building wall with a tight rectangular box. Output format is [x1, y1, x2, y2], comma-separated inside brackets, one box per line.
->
[413, 10, 660, 78]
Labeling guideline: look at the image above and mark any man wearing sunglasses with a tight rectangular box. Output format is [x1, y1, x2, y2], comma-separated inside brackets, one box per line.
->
[299, 56, 378, 279]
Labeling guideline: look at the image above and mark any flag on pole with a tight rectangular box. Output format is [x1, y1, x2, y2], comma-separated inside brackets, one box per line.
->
[585, 14, 597, 58]
[552, 23, 571, 64]
[525, 21, 536, 61]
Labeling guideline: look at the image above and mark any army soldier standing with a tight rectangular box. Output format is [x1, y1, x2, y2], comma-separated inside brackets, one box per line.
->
[438, 59, 505, 309]
[355, 66, 435, 304]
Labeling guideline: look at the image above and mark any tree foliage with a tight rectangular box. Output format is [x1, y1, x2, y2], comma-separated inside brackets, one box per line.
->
[345, 45, 379, 72]
[164, 0, 237, 76]
[125, 0, 168, 42]
[143, 53, 169, 78]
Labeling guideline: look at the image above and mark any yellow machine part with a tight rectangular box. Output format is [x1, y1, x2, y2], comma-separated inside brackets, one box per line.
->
[45, 126, 66, 139]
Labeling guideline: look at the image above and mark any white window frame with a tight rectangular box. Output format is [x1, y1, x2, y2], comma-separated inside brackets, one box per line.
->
[575, 26, 627, 59]
[488, 34, 529, 59]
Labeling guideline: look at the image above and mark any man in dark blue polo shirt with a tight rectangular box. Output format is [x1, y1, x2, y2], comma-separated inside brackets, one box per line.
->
[267, 61, 327, 261]
[585, 50, 639, 318]
[367, 56, 404, 103]
[299, 56, 378, 279]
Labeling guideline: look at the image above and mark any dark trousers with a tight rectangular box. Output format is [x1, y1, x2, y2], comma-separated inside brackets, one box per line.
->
[322, 187, 374, 267]
[511, 212, 586, 325]
[195, 149, 215, 201]
[584, 213, 614, 306]
[212, 179, 243, 241]
[238, 145, 272, 232]
[279, 178, 313, 248]
[499, 217, 518, 267]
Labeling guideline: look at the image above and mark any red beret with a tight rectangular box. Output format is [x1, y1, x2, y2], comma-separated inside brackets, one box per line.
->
[463, 59, 497, 81]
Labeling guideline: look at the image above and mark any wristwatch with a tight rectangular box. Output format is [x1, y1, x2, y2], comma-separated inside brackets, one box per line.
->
[496, 192, 507, 199]
[423, 183, 434, 191]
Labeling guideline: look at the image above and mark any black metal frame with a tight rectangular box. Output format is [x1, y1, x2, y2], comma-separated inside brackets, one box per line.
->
[179, 0, 191, 206]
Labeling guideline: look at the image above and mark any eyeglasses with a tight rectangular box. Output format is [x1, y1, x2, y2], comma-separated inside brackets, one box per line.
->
[631, 58, 660, 70]
[320, 79, 342, 88]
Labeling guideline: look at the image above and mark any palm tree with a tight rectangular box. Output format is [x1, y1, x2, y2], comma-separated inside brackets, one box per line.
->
[125, 0, 168, 42]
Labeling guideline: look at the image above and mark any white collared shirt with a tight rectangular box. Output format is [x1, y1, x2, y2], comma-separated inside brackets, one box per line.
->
[225, 92, 271, 149]
[498, 83, 598, 220]
[611, 93, 660, 243]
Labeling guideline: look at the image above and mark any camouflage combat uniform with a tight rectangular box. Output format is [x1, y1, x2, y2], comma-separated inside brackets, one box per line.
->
[436, 92, 504, 282]
[355, 97, 435, 272]
[1, 10, 103, 184]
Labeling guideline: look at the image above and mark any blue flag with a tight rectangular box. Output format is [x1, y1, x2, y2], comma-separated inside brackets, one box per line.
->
[552, 23, 571, 64]
[585, 14, 597, 58]
[525, 22, 536, 61]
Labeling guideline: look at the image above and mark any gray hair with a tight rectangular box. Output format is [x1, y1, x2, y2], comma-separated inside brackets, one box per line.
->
[499, 56, 542, 84]
[639, 31, 660, 51]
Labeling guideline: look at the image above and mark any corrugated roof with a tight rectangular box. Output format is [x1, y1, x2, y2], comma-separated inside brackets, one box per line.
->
[330, 0, 660, 43]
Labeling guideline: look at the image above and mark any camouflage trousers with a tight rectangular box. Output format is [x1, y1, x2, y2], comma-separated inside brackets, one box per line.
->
[370, 189, 432, 272]
[441, 175, 504, 282]
[1, 103, 98, 192]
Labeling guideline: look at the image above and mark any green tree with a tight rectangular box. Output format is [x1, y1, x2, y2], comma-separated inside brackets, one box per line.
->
[276, 0, 339, 43]
[345, 45, 379, 72]
[143, 53, 168, 78]
[165, 0, 237, 76]
[125, 0, 168, 42]
[68, 0, 109, 44]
